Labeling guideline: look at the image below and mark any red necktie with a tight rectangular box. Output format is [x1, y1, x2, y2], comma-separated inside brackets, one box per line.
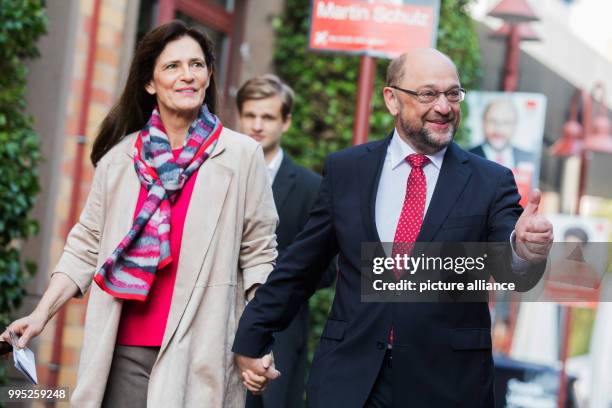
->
[392, 153, 430, 279]
[389, 153, 429, 345]
[495, 153, 505, 167]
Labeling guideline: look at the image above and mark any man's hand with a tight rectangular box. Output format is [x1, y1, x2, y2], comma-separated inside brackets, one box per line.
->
[235, 352, 281, 394]
[515, 189, 553, 262]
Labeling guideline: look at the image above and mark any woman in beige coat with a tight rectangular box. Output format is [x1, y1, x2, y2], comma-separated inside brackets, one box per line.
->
[1, 21, 278, 407]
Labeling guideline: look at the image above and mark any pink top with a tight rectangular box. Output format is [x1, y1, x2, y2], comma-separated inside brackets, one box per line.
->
[116, 149, 198, 347]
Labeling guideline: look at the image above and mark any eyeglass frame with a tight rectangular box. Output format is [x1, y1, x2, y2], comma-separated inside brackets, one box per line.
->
[388, 85, 467, 104]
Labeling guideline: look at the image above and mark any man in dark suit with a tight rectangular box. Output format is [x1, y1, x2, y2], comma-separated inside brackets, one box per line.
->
[469, 98, 534, 168]
[233, 50, 553, 407]
[237, 74, 336, 408]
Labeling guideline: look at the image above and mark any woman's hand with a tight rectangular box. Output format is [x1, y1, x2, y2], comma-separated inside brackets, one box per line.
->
[236, 352, 281, 394]
[1, 311, 48, 349]
[0, 273, 80, 350]
[246, 284, 261, 302]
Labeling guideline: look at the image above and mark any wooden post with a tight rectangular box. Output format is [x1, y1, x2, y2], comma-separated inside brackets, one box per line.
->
[352, 56, 376, 146]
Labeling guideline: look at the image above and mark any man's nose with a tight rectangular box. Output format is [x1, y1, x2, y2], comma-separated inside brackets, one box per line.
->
[433, 96, 451, 115]
[253, 117, 263, 131]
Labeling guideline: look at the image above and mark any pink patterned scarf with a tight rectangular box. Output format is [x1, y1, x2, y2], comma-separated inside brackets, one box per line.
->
[93, 104, 222, 300]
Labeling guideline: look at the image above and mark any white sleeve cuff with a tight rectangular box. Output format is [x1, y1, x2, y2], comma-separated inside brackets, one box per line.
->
[510, 230, 530, 275]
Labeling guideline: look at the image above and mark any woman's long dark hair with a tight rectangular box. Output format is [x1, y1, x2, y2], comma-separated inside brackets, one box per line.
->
[91, 20, 218, 166]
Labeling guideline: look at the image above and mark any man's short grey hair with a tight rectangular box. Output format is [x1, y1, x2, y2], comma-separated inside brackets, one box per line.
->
[386, 50, 458, 87]
[483, 98, 518, 122]
[386, 54, 408, 86]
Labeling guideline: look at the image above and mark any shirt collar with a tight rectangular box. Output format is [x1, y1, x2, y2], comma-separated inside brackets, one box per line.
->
[390, 128, 446, 170]
[482, 143, 511, 161]
[267, 148, 284, 181]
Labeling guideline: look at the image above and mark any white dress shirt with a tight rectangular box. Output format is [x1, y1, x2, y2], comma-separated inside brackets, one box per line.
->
[482, 143, 514, 168]
[375, 129, 446, 243]
[266, 148, 284, 184]
[375, 129, 529, 267]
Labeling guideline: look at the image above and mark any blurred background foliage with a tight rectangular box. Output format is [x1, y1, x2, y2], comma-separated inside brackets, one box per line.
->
[271, 0, 481, 362]
[0, 0, 46, 387]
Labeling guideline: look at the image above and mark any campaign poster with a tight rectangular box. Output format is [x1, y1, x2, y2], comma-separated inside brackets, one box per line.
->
[465, 91, 547, 207]
[545, 214, 610, 304]
[309, 0, 441, 58]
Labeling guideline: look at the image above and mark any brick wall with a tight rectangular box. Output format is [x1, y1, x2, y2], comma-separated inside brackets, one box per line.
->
[33, 0, 134, 396]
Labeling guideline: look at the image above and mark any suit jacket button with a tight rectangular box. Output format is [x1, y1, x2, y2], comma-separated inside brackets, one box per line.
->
[376, 341, 385, 350]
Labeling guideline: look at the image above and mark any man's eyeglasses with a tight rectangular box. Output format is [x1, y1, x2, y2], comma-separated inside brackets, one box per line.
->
[389, 86, 466, 104]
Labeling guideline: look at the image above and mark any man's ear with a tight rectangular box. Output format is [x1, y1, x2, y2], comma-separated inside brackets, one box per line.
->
[282, 114, 292, 132]
[383, 87, 399, 116]
[145, 81, 156, 96]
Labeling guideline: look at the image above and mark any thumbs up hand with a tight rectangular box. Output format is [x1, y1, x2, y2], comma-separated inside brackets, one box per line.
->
[514, 189, 554, 262]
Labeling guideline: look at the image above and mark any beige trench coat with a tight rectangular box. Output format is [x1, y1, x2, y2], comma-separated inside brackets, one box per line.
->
[53, 128, 278, 407]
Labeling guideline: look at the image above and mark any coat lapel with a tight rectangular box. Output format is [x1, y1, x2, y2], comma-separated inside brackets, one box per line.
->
[158, 132, 232, 356]
[418, 142, 472, 242]
[110, 133, 140, 246]
[359, 137, 391, 243]
[271, 155, 296, 212]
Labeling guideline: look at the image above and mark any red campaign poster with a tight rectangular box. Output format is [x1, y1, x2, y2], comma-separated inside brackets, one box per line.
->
[309, 0, 441, 58]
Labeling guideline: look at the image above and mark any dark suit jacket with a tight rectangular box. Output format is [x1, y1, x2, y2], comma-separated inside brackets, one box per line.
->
[249, 153, 336, 408]
[271, 153, 336, 339]
[469, 143, 534, 166]
[234, 138, 542, 408]
[273, 154, 327, 263]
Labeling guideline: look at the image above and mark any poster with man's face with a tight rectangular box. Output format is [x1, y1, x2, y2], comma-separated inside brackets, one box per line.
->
[464, 91, 547, 207]
[544, 214, 610, 303]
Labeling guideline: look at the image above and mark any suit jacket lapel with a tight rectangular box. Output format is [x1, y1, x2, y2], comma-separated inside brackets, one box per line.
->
[359, 136, 391, 243]
[418, 142, 472, 243]
[272, 154, 296, 212]
[159, 132, 232, 356]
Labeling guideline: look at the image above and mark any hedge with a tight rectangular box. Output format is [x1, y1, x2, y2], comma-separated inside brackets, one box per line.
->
[0, 0, 47, 386]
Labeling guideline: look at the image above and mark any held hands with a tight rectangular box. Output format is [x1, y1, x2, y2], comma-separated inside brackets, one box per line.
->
[514, 189, 553, 262]
[0, 311, 47, 349]
[235, 352, 281, 394]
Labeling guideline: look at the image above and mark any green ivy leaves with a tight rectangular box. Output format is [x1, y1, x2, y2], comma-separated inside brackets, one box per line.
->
[0, 0, 46, 357]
